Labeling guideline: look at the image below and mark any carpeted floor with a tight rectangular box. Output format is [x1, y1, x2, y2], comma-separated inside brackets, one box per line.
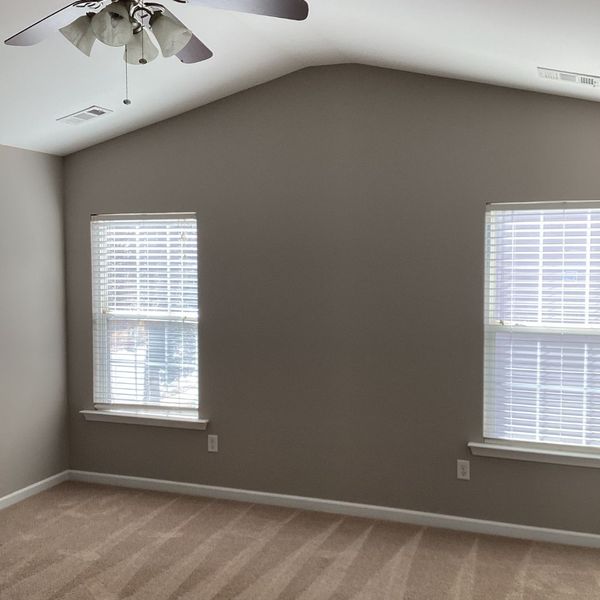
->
[1, 482, 600, 599]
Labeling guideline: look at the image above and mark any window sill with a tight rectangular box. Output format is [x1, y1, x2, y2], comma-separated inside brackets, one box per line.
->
[468, 441, 600, 469]
[80, 410, 209, 431]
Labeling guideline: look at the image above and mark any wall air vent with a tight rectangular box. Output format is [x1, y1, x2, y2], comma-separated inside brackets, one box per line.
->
[57, 106, 113, 126]
[538, 67, 600, 87]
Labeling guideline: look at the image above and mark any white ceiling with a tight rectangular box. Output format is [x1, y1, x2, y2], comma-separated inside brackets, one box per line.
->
[2, 0, 600, 156]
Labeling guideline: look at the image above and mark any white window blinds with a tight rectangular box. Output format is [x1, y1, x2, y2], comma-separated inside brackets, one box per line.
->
[484, 204, 600, 448]
[91, 214, 199, 415]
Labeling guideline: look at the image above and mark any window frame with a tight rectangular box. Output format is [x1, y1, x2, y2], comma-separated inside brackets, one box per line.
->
[478, 200, 600, 462]
[86, 212, 204, 427]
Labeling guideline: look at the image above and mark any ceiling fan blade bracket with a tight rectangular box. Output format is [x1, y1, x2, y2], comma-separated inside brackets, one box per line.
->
[73, 1, 105, 9]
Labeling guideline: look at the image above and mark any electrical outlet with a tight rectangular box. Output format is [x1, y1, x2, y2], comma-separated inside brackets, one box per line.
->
[208, 435, 219, 453]
[457, 459, 470, 481]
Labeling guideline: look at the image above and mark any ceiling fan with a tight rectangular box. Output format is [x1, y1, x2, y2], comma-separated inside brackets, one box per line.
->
[4, 0, 310, 66]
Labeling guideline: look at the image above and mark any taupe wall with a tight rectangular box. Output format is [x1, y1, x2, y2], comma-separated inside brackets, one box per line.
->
[65, 65, 600, 534]
[0, 144, 67, 497]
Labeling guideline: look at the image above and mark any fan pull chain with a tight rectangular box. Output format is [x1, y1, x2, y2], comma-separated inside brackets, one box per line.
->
[140, 29, 146, 64]
[124, 45, 131, 105]
[139, 0, 147, 64]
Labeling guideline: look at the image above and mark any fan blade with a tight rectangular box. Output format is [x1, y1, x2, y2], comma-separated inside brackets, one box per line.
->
[181, 0, 309, 21]
[4, 2, 90, 46]
[176, 34, 213, 63]
[160, 8, 213, 63]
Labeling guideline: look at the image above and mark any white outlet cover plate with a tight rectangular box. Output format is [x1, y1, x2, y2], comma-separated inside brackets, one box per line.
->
[457, 459, 470, 481]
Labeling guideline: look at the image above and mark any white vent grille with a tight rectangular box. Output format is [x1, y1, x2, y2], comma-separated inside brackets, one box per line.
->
[57, 106, 113, 126]
[538, 67, 600, 87]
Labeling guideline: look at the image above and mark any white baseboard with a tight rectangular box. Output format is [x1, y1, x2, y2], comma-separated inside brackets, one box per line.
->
[0, 471, 70, 511]
[4, 469, 600, 549]
[69, 469, 600, 549]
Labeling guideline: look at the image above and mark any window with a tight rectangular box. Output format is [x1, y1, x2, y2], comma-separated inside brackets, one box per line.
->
[91, 213, 199, 419]
[484, 203, 600, 449]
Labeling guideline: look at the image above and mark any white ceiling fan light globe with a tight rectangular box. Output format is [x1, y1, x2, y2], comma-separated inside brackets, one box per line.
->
[125, 29, 159, 65]
[59, 15, 96, 56]
[91, 1, 133, 47]
[151, 13, 192, 57]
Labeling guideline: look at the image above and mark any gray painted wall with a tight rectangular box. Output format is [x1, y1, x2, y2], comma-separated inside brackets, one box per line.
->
[64, 65, 600, 534]
[0, 144, 67, 498]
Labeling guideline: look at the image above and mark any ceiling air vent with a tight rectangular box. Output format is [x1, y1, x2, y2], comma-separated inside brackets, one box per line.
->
[538, 67, 600, 87]
[57, 106, 113, 126]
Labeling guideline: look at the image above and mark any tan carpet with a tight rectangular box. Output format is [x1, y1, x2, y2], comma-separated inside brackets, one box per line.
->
[1, 482, 600, 599]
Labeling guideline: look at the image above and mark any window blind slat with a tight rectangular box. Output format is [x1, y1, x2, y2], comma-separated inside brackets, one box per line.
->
[485, 206, 600, 448]
[91, 215, 199, 412]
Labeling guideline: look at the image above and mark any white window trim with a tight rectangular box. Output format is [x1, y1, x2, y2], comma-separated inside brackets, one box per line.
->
[468, 439, 600, 469]
[475, 200, 600, 467]
[80, 409, 208, 430]
[90, 212, 201, 418]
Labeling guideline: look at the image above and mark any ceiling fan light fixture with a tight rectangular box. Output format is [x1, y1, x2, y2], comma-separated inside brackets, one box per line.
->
[125, 29, 159, 65]
[151, 13, 192, 58]
[59, 15, 96, 56]
[91, 1, 134, 47]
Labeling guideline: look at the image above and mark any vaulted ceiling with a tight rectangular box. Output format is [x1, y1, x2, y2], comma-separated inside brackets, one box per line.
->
[2, 0, 600, 156]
